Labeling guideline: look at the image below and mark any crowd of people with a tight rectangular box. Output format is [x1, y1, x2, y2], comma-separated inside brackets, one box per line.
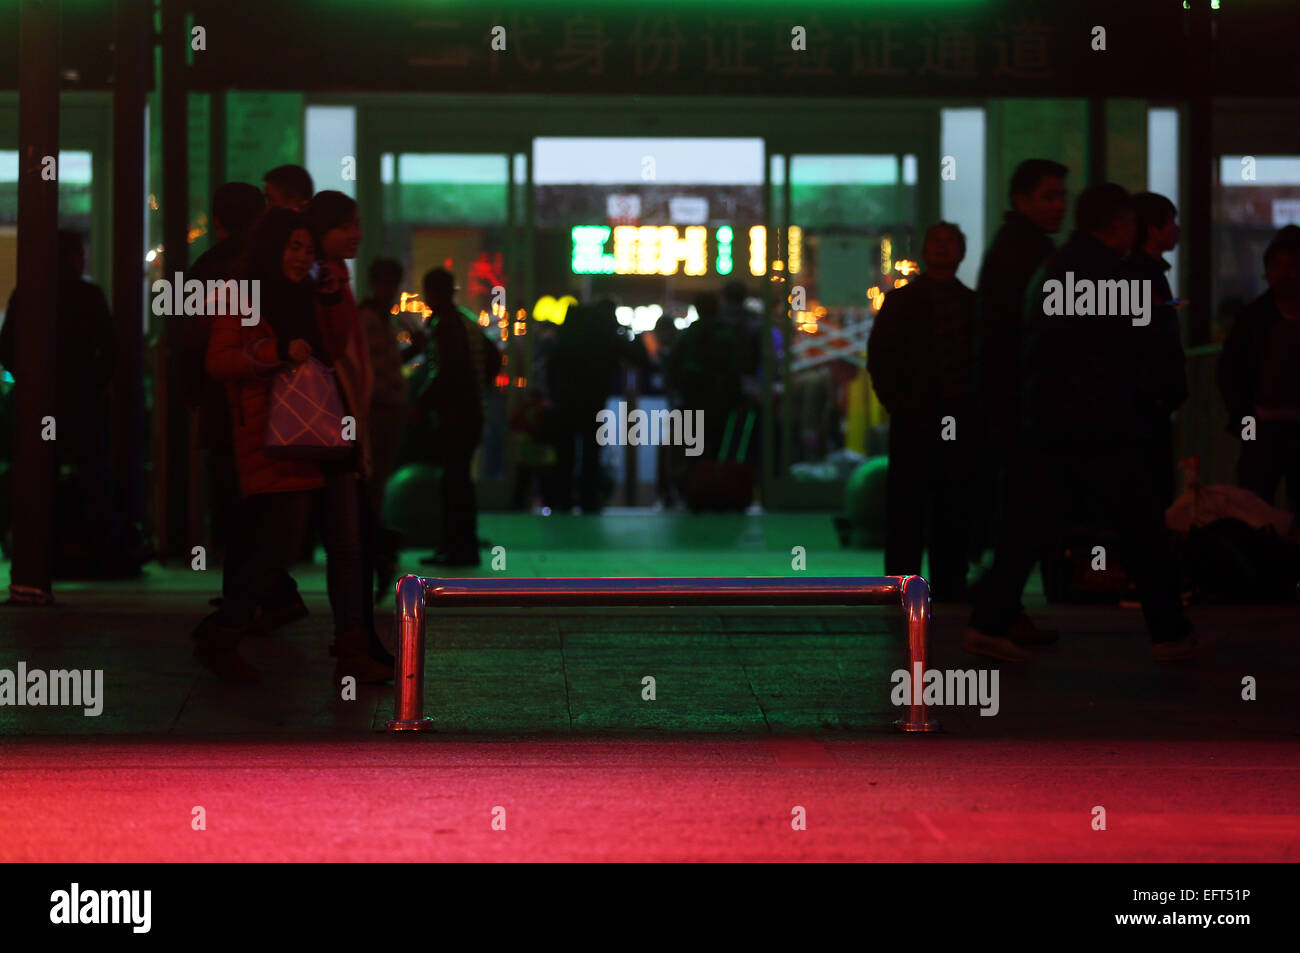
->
[868, 158, 1300, 663]
[4, 154, 1296, 676]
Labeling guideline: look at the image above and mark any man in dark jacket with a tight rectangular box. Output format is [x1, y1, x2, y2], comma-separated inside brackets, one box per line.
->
[976, 159, 1068, 452]
[1218, 225, 1300, 510]
[868, 222, 977, 600]
[970, 159, 1067, 564]
[413, 267, 502, 566]
[1131, 192, 1187, 507]
[966, 184, 1200, 662]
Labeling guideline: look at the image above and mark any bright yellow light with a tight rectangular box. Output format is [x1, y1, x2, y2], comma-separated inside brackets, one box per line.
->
[881, 237, 892, 277]
[479, 309, 491, 327]
[636, 225, 661, 275]
[895, 259, 918, 276]
[893, 278, 909, 289]
[533, 294, 578, 325]
[682, 226, 707, 277]
[867, 286, 885, 310]
[749, 226, 766, 276]
[788, 226, 802, 275]
[612, 226, 638, 275]
[393, 292, 431, 320]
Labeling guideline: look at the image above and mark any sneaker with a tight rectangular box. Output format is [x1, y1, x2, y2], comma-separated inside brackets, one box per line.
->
[1152, 632, 1213, 661]
[1008, 614, 1059, 647]
[962, 627, 1034, 662]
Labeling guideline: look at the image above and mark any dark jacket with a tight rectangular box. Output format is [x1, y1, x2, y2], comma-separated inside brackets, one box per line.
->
[867, 273, 977, 423]
[412, 305, 501, 446]
[1129, 249, 1187, 419]
[975, 211, 1055, 440]
[1022, 231, 1179, 451]
[1218, 289, 1285, 427]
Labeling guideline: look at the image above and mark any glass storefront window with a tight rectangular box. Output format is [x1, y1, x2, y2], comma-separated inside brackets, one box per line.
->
[776, 153, 918, 483]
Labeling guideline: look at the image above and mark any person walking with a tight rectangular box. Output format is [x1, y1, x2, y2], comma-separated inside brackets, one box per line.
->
[964, 184, 1200, 662]
[1130, 192, 1188, 508]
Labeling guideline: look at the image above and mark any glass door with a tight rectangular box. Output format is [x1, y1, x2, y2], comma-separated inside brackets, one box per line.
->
[762, 151, 923, 507]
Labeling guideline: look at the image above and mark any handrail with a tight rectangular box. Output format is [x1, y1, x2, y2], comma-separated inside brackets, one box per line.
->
[388, 574, 939, 733]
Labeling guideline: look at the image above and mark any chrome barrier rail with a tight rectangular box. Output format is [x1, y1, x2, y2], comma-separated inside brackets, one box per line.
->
[388, 575, 938, 733]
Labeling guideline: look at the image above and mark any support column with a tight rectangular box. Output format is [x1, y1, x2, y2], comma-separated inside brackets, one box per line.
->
[8, 0, 61, 605]
[1186, 2, 1214, 348]
[111, 0, 148, 554]
[160, 0, 190, 557]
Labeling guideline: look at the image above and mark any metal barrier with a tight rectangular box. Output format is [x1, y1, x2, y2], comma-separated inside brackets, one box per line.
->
[387, 574, 939, 733]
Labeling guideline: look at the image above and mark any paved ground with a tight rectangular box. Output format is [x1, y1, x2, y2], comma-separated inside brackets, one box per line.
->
[1, 512, 1297, 861]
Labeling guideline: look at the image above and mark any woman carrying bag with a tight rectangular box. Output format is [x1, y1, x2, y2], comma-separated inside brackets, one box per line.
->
[193, 208, 390, 685]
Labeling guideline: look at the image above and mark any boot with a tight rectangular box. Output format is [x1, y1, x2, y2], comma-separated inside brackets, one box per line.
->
[192, 614, 260, 683]
[334, 627, 393, 684]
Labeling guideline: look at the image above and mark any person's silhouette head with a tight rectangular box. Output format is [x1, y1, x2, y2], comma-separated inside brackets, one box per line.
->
[263, 165, 314, 211]
[921, 221, 966, 276]
[693, 291, 720, 326]
[422, 267, 457, 307]
[1010, 159, 1068, 235]
[212, 182, 266, 241]
[1264, 225, 1300, 297]
[368, 258, 403, 308]
[1132, 192, 1179, 257]
[1074, 183, 1135, 254]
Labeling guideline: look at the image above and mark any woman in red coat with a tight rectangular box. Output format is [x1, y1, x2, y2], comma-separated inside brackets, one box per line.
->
[193, 208, 390, 685]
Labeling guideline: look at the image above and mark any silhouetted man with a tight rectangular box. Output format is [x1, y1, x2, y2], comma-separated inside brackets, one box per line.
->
[1131, 192, 1188, 507]
[977, 159, 1068, 454]
[965, 184, 1200, 662]
[413, 268, 500, 566]
[548, 300, 635, 512]
[1, 231, 124, 575]
[868, 222, 977, 601]
[1219, 225, 1300, 511]
[263, 165, 314, 211]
